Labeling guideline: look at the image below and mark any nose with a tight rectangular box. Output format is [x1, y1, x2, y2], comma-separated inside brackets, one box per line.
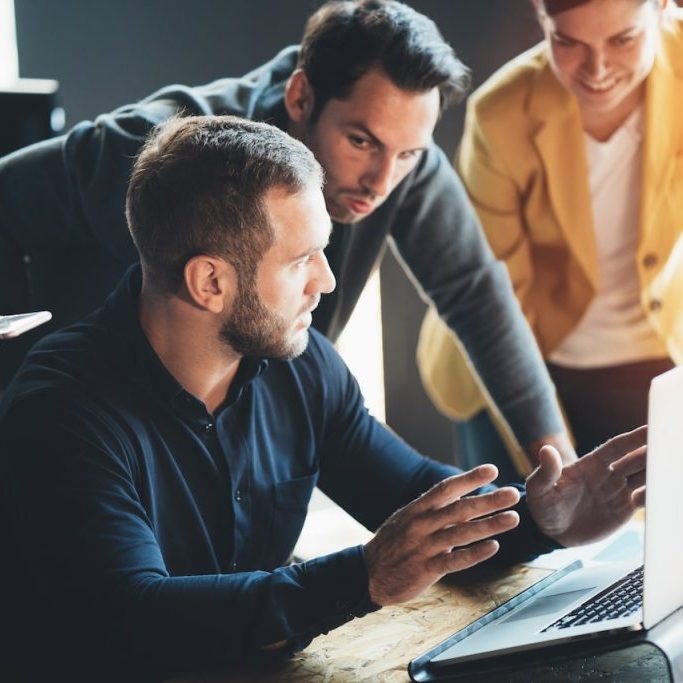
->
[307, 251, 336, 296]
[584, 47, 609, 80]
[361, 154, 396, 200]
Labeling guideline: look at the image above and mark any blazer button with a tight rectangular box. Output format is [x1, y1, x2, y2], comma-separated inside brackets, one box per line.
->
[643, 253, 658, 269]
[649, 299, 662, 312]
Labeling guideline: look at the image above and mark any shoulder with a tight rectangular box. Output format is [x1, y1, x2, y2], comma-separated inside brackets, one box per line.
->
[1, 315, 120, 425]
[660, 8, 683, 71]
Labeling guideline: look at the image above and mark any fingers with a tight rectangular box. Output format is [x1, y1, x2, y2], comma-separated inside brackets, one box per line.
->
[632, 485, 646, 508]
[422, 486, 520, 534]
[598, 445, 647, 499]
[588, 425, 647, 463]
[609, 444, 646, 478]
[411, 465, 499, 515]
[364, 470, 519, 605]
[432, 539, 501, 576]
[525, 444, 563, 496]
[430, 510, 520, 551]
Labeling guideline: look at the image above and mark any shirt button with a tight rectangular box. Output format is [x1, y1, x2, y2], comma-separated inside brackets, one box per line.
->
[649, 299, 662, 312]
[642, 253, 658, 269]
[234, 489, 242, 502]
[231, 562, 238, 572]
[204, 422, 214, 433]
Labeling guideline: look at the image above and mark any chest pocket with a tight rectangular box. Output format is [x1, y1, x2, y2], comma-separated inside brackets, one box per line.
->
[265, 471, 319, 569]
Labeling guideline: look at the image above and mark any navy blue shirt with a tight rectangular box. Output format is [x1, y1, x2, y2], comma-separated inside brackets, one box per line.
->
[0, 267, 558, 681]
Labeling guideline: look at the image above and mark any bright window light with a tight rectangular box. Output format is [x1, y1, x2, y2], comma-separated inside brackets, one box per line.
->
[0, 0, 18, 82]
[336, 269, 385, 422]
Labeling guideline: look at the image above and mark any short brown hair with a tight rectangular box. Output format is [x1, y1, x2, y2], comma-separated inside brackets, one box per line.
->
[126, 115, 323, 293]
[298, 0, 470, 121]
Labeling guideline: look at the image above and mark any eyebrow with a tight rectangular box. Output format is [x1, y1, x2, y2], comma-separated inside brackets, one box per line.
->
[347, 122, 429, 154]
[553, 26, 638, 45]
[287, 223, 333, 263]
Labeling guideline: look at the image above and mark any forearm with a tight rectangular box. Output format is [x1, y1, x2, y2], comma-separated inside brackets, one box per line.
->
[391, 148, 565, 447]
[108, 546, 378, 672]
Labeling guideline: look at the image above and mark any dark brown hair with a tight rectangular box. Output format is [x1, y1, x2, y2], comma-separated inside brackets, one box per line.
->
[126, 115, 323, 294]
[298, 0, 470, 120]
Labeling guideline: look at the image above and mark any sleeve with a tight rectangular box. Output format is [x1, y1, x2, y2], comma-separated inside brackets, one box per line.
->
[312, 337, 560, 565]
[456, 99, 535, 318]
[0, 395, 379, 679]
[390, 145, 563, 447]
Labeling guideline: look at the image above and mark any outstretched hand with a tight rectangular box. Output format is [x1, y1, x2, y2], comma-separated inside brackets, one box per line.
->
[364, 465, 520, 606]
[526, 425, 647, 547]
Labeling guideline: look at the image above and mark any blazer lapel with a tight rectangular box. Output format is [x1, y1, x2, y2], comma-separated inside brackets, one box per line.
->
[640, 30, 683, 246]
[530, 64, 598, 286]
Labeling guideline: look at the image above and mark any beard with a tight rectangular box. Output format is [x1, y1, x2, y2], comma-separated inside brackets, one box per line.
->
[219, 283, 309, 361]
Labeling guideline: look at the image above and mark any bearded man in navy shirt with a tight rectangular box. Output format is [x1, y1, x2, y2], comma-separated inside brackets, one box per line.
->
[0, 116, 646, 683]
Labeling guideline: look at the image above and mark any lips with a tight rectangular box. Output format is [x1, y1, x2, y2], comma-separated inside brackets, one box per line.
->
[343, 196, 374, 215]
[295, 298, 319, 328]
[578, 77, 619, 94]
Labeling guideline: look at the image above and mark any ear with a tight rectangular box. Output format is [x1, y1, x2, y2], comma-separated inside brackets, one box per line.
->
[183, 256, 236, 314]
[284, 69, 315, 125]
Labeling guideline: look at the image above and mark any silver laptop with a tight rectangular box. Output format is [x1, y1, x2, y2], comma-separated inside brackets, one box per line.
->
[425, 365, 683, 668]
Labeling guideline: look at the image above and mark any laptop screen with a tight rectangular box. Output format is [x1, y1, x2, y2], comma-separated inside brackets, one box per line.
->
[643, 366, 683, 629]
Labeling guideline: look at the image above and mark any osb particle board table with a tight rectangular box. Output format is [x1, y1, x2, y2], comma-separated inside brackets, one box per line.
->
[171, 565, 546, 683]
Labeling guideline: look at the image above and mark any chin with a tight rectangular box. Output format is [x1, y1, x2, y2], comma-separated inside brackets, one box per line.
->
[280, 330, 309, 360]
[326, 197, 363, 225]
[290, 334, 310, 359]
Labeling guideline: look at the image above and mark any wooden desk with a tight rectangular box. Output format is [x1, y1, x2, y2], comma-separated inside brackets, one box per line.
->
[172, 565, 547, 683]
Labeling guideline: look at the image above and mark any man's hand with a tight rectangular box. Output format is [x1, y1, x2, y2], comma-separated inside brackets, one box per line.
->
[526, 431, 577, 468]
[364, 465, 520, 606]
[527, 425, 647, 547]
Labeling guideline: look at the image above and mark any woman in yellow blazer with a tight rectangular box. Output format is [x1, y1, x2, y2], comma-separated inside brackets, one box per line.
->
[419, 0, 683, 475]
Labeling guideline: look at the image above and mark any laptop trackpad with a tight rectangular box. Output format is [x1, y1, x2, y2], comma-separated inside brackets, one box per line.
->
[502, 587, 597, 622]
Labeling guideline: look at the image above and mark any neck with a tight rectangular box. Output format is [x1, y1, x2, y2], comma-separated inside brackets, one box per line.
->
[138, 283, 241, 414]
[581, 84, 644, 142]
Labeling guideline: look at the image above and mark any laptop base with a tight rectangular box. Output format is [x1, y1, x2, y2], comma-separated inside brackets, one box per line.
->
[409, 603, 683, 682]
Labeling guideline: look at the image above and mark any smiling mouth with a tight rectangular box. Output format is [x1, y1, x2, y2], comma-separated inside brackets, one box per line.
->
[578, 77, 619, 94]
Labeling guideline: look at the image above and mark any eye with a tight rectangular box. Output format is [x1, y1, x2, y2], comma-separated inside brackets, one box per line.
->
[552, 35, 577, 48]
[398, 149, 422, 162]
[294, 253, 315, 269]
[611, 34, 636, 47]
[348, 134, 373, 150]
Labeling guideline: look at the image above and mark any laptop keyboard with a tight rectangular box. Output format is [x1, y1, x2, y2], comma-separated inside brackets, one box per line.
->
[542, 565, 643, 632]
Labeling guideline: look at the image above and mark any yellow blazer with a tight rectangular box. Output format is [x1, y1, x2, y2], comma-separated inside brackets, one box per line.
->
[418, 13, 683, 472]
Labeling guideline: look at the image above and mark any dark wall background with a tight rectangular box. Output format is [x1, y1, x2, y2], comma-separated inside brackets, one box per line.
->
[14, 0, 543, 463]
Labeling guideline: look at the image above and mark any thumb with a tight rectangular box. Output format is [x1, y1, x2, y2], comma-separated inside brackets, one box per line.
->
[526, 444, 563, 497]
